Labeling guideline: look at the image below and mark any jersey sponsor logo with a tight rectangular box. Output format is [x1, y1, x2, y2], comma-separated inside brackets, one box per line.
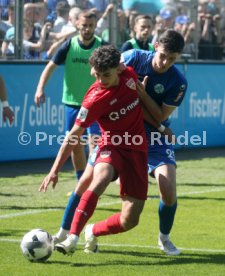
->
[100, 151, 111, 158]
[174, 92, 184, 102]
[109, 98, 139, 121]
[72, 57, 89, 64]
[126, 78, 136, 90]
[154, 84, 164, 94]
[109, 112, 120, 120]
[77, 107, 88, 122]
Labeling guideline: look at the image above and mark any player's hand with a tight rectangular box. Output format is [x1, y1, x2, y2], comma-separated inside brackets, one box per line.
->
[34, 89, 46, 107]
[39, 172, 58, 192]
[137, 76, 148, 98]
[3, 106, 14, 125]
[160, 126, 176, 144]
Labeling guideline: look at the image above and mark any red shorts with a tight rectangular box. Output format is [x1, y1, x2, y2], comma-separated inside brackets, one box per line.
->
[95, 146, 148, 200]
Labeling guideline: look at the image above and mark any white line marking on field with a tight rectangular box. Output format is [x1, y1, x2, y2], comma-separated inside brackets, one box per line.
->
[1, 238, 225, 254]
[178, 187, 225, 196]
[1, 187, 225, 220]
[0, 200, 121, 219]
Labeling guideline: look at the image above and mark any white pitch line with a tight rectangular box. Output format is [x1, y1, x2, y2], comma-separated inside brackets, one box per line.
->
[1, 238, 225, 254]
[178, 187, 225, 196]
[0, 200, 121, 219]
[0, 209, 59, 219]
[0, 187, 225, 220]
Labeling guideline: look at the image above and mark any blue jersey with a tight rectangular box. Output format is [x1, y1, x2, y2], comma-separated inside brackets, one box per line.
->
[122, 49, 187, 127]
[122, 49, 188, 173]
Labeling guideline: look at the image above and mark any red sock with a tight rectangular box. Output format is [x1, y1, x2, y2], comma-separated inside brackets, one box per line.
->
[70, 190, 98, 236]
[93, 213, 125, 236]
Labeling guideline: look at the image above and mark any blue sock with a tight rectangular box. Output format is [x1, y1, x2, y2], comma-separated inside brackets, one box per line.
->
[61, 192, 81, 230]
[158, 200, 177, 235]
[76, 170, 84, 181]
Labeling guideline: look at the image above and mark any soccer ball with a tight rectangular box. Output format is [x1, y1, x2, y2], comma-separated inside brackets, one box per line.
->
[20, 229, 53, 262]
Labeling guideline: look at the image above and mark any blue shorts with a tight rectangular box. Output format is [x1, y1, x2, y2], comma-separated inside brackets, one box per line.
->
[148, 134, 176, 175]
[65, 105, 100, 135]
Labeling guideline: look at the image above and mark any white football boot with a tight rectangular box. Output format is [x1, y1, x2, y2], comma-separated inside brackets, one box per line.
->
[158, 235, 181, 256]
[55, 234, 78, 256]
[84, 224, 98, 253]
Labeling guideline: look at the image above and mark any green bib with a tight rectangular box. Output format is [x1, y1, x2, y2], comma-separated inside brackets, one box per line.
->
[129, 38, 155, 51]
[62, 35, 102, 105]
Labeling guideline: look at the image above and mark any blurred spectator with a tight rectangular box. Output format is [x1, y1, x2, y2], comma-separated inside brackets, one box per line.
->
[0, 4, 14, 50]
[61, 6, 81, 33]
[198, 1, 223, 60]
[159, 6, 176, 29]
[174, 15, 196, 57]
[95, 3, 114, 37]
[43, 0, 68, 22]
[42, 6, 81, 59]
[151, 15, 166, 44]
[0, 0, 14, 20]
[1, 19, 49, 59]
[24, 1, 48, 27]
[101, 8, 130, 48]
[151, 6, 176, 44]
[53, 1, 70, 33]
[120, 14, 154, 52]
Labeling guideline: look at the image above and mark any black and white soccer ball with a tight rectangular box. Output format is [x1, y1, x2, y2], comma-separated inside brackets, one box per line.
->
[20, 229, 53, 262]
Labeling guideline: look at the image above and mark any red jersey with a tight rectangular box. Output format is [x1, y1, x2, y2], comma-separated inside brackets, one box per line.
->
[76, 67, 147, 152]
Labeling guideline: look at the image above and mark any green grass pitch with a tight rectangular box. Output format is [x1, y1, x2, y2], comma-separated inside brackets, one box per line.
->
[0, 148, 225, 276]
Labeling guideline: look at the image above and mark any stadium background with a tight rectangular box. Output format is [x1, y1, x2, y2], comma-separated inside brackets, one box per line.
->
[0, 0, 225, 161]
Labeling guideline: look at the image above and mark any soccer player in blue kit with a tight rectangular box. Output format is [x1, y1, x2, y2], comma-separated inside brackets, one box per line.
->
[121, 29, 187, 255]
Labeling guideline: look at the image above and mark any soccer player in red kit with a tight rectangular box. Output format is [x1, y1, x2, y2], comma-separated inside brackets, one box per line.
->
[39, 45, 149, 255]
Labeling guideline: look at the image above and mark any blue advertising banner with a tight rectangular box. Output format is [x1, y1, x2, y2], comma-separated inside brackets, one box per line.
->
[0, 62, 225, 161]
[171, 63, 225, 148]
[0, 63, 65, 161]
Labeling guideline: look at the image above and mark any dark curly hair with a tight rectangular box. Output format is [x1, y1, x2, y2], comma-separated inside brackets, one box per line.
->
[89, 45, 121, 72]
[158, 29, 185, 53]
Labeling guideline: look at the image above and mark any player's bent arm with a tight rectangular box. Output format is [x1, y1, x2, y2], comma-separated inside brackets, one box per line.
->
[161, 104, 177, 121]
[39, 124, 86, 192]
[137, 79, 163, 122]
[137, 79, 177, 122]
[142, 104, 160, 129]
[142, 104, 175, 143]
[34, 61, 57, 107]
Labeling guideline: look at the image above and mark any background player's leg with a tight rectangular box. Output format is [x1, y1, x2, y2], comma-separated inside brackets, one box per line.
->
[154, 164, 180, 255]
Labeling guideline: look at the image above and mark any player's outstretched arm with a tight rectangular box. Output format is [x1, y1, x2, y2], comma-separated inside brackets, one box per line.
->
[39, 124, 85, 192]
[34, 61, 57, 107]
[0, 76, 14, 125]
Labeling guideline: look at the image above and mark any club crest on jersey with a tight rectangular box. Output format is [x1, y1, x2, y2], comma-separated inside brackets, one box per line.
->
[126, 78, 136, 90]
[174, 92, 184, 102]
[154, 84, 164, 94]
[100, 151, 111, 158]
[77, 107, 88, 122]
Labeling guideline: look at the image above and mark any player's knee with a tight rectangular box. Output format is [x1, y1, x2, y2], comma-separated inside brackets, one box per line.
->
[120, 214, 140, 230]
[161, 194, 177, 206]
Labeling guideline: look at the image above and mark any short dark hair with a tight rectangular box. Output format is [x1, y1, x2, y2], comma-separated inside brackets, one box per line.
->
[158, 29, 185, 53]
[78, 10, 97, 20]
[89, 45, 121, 72]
